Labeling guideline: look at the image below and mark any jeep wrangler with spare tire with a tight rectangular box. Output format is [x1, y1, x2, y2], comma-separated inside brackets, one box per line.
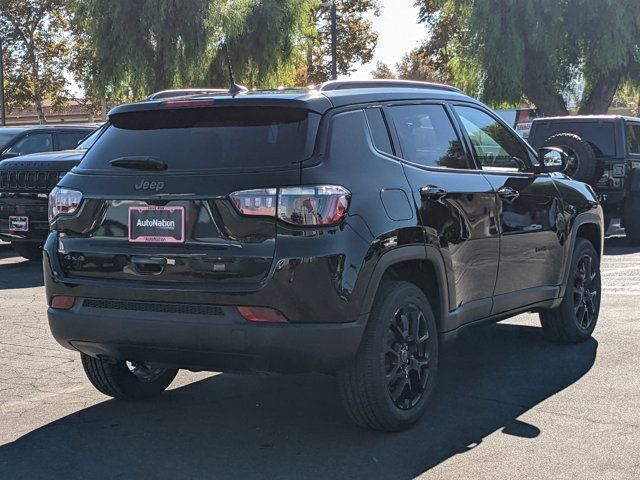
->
[529, 115, 640, 240]
[44, 81, 603, 431]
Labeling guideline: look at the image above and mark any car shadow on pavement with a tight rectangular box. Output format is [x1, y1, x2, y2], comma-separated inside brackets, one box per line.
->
[603, 235, 640, 255]
[0, 323, 597, 479]
[603, 223, 640, 255]
[0, 251, 44, 290]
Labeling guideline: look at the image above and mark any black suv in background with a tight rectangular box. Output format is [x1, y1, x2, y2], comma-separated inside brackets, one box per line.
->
[0, 127, 103, 259]
[44, 81, 603, 431]
[529, 115, 640, 239]
[0, 125, 96, 161]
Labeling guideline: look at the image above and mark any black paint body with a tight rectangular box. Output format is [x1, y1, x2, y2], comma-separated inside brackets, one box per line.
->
[44, 87, 603, 373]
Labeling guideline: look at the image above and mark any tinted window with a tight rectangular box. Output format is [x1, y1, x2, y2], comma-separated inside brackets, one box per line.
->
[388, 104, 468, 169]
[627, 124, 640, 154]
[7, 133, 54, 155]
[79, 107, 320, 171]
[364, 108, 393, 155]
[0, 133, 17, 150]
[454, 106, 531, 172]
[58, 131, 90, 150]
[77, 126, 104, 149]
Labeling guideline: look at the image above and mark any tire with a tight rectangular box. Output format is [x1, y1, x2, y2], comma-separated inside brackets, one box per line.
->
[81, 353, 178, 400]
[338, 281, 439, 431]
[623, 195, 640, 245]
[539, 238, 601, 343]
[543, 133, 598, 184]
[11, 241, 42, 261]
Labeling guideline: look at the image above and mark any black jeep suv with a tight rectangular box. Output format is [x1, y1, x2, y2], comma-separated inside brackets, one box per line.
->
[44, 81, 603, 431]
[0, 127, 103, 259]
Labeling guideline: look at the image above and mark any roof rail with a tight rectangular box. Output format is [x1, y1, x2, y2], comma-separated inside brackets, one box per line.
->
[317, 79, 462, 93]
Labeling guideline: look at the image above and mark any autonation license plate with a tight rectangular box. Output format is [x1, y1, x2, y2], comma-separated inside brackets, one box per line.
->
[9, 216, 29, 232]
[128, 206, 185, 243]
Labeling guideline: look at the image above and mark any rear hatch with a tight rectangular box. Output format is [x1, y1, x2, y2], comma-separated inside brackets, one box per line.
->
[53, 103, 321, 287]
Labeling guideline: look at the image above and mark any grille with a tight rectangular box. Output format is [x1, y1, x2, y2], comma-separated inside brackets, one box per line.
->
[0, 170, 60, 192]
[82, 298, 224, 316]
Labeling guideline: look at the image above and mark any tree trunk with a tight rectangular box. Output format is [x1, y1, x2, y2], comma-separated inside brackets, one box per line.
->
[27, 45, 46, 124]
[101, 97, 107, 121]
[578, 70, 623, 115]
[523, 85, 569, 117]
[306, 41, 314, 84]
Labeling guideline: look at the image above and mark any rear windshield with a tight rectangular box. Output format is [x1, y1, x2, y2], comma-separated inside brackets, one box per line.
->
[78, 107, 320, 172]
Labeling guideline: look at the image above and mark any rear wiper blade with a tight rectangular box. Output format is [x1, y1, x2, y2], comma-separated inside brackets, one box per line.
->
[109, 156, 167, 171]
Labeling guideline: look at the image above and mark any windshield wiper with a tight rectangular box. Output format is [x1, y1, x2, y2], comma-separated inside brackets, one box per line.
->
[109, 156, 167, 171]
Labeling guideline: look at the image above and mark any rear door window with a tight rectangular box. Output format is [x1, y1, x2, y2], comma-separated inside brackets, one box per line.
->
[388, 104, 469, 169]
[79, 107, 320, 172]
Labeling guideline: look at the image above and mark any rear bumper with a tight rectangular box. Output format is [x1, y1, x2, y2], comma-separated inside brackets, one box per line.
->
[47, 301, 366, 373]
[43, 228, 372, 373]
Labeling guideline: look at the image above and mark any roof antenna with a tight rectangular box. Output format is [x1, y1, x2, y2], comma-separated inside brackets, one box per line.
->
[224, 42, 247, 97]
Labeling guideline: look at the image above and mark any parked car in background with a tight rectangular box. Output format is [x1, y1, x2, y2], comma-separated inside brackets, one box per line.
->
[0, 125, 98, 161]
[529, 115, 640, 239]
[44, 81, 603, 432]
[0, 126, 104, 260]
[496, 108, 543, 140]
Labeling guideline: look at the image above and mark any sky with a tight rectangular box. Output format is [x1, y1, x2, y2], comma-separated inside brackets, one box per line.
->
[347, 0, 427, 79]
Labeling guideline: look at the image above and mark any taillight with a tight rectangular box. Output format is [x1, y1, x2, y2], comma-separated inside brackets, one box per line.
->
[48, 187, 83, 223]
[230, 188, 277, 217]
[230, 185, 350, 227]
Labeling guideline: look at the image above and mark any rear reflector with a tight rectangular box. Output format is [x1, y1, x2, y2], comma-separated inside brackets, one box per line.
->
[50, 296, 76, 310]
[237, 306, 288, 323]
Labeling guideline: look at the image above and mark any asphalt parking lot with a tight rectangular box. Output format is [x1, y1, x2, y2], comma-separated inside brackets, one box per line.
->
[0, 229, 639, 480]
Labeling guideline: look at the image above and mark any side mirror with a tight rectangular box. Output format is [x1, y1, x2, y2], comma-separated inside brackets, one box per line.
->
[536, 146, 567, 173]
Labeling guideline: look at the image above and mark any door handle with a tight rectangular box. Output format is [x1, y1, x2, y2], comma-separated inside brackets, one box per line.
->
[498, 187, 520, 202]
[420, 185, 447, 201]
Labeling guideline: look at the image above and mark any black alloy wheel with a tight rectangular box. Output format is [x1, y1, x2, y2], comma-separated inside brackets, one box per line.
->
[385, 304, 433, 410]
[573, 253, 600, 331]
[126, 361, 168, 383]
[539, 238, 600, 343]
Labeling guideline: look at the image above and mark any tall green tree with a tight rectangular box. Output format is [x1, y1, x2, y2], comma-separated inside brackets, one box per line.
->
[306, 0, 380, 84]
[72, 0, 313, 99]
[396, 47, 441, 82]
[0, 0, 71, 123]
[205, 0, 312, 88]
[371, 61, 394, 79]
[415, 0, 640, 116]
[71, 0, 212, 99]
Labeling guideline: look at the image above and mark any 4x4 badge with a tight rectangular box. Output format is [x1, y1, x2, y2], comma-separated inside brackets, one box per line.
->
[135, 179, 165, 192]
